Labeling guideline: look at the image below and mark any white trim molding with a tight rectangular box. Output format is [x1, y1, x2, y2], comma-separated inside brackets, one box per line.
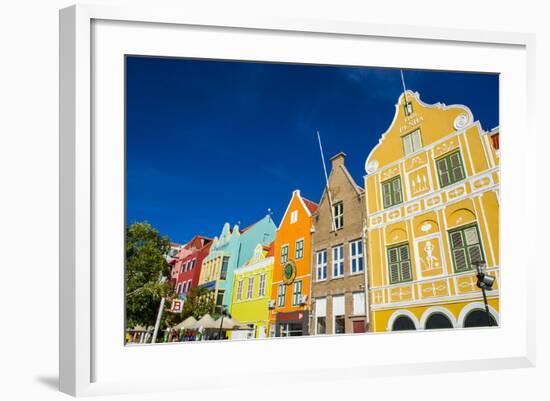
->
[419, 306, 459, 329]
[386, 309, 420, 331]
[457, 301, 500, 328]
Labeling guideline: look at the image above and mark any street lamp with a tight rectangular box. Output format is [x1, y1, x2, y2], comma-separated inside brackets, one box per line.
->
[473, 260, 495, 327]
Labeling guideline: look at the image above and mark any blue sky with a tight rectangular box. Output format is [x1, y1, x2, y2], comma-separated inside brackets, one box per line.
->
[126, 56, 499, 244]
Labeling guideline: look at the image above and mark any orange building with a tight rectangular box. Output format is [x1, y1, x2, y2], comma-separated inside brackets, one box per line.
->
[269, 190, 318, 337]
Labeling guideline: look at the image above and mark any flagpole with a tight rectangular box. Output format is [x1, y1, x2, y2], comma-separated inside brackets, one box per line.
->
[400, 69, 408, 103]
[316, 131, 336, 232]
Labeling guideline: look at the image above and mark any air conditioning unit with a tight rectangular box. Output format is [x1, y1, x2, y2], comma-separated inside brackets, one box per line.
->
[299, 295, 308, 305]
[268, 300, 276, 309]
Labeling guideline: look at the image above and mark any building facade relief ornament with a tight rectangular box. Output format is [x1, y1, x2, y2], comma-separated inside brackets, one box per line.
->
[453, 113, 470, 130]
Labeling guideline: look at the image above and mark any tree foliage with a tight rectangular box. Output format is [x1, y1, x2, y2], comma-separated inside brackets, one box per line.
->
[125, 222, 174, 328]
[180, 287, 217, 320]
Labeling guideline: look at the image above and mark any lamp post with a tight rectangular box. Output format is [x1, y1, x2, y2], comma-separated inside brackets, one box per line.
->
[473, 261, 496, 327]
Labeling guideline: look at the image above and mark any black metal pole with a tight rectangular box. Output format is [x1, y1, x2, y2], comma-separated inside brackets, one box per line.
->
[481, 286, 492, 327]
[218, 311, 224, 340]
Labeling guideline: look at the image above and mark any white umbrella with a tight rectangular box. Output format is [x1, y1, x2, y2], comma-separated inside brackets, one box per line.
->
[188, 314, 218, 330]
[174, 316, 197, 330]
[216, 316, 253, 330]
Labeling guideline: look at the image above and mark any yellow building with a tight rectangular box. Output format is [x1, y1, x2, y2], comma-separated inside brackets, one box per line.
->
[229, 243, 274, 339]
[364, 90, 500, 332]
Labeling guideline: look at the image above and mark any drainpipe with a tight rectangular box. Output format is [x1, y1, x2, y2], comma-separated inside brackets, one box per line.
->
[360, 193, 371, 331]
[309, 220, 316, 335]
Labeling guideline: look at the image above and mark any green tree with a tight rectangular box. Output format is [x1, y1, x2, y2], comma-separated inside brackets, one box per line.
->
[125, 222, 174, 328]
[179, 287, 217, 320]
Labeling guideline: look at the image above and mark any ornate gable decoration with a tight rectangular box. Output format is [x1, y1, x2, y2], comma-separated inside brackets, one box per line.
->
[365, 91, 474, 174]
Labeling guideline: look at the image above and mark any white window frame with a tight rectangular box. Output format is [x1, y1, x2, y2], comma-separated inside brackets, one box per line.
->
[349, 239, 364, 274]
[332, 201, 344, 230]
[332, 245, 344, 278]
[290, 210, 298, 224]
[402, 128, 422, 155]
[258, 273, 266, 297]
[236, 279, 243, 301]
[247, 276, 254, 299]
[316, 250, 327, 281]
[292, 280, 302, 305]
[277, 283, 286, 307]
[281, 244, 289, 264]
[295, 238, 304, 260]
[353, 292, 365, 315]
[332, 295, 346, 335]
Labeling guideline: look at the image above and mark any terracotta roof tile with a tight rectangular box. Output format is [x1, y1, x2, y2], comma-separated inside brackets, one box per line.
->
[302, 197, 319, 214]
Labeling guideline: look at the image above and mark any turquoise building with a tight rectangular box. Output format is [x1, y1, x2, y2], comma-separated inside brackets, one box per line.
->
[198, 215, 276, 312]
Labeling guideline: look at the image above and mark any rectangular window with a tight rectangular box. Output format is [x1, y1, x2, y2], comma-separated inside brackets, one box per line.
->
[335, 316, 345, 334]
[387, 244, 413, 284]
[353, 292, 365, 315]
[216, 290, 225, 306]
[404, 101, 413, 116]
[190, 259, 196, 270]
[449, 224, 485, 273]
[258, 273, 266, 297]
[316, 250, 327, 281]
[292, 280, 303, 305]
[332, 245, 344, 278]
[236, 280, 243, 301]
[220, 256, 229, 280]
[281, 245, 289, 264]
[176, 283, 183, 295]
[382, 176, 403, 209]
[332, 295, 345, 334]
[316, 298, 326, 334]
[295, 239, 304, 259]
[179, 263, 184, 274]
[437, 150, 466, 188]
[316, 317, 326, 334]
[247, 277, 254, 299]
[290, 210, 298, 224]
[350, 239, 364, 274]
[402, 128, 422, 156]
[277, 284, 286, 307]
[332, 201, 344, 230]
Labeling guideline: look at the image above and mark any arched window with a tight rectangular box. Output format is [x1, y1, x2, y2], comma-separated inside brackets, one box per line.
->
[392, 315, 416, 331]
[425, 313, 453, 329]
[464, 309, 497, 327]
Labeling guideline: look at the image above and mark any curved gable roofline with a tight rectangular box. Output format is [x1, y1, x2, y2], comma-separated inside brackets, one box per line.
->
[364, 90, 474, 173]
[277, 189, 318, 230]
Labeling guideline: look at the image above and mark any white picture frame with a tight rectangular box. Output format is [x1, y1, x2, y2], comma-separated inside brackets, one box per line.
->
[59, 3, 536, 397]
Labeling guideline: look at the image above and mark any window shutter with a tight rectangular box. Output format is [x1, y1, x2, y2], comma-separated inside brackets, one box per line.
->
[403, 135, 413, 155]
[389, 264, 400, 283]
[399, 244, 409, 261]
[388, 247, 400, 283]
[464, 227, 479, 245]
[468, 245, 483, 267]
[393, 178, 402, 204]
[400, 261, 412, 281]
[382, 183, 391, 208]
[412, 130, 422, 151]
[437, 158, 450, 187]
[453, 248, 468, 272]
[450, 231, 464, 249]
[388, 248, 398, 263]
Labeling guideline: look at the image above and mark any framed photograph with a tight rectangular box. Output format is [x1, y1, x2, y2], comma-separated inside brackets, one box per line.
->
[59, 4, 535, 397]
